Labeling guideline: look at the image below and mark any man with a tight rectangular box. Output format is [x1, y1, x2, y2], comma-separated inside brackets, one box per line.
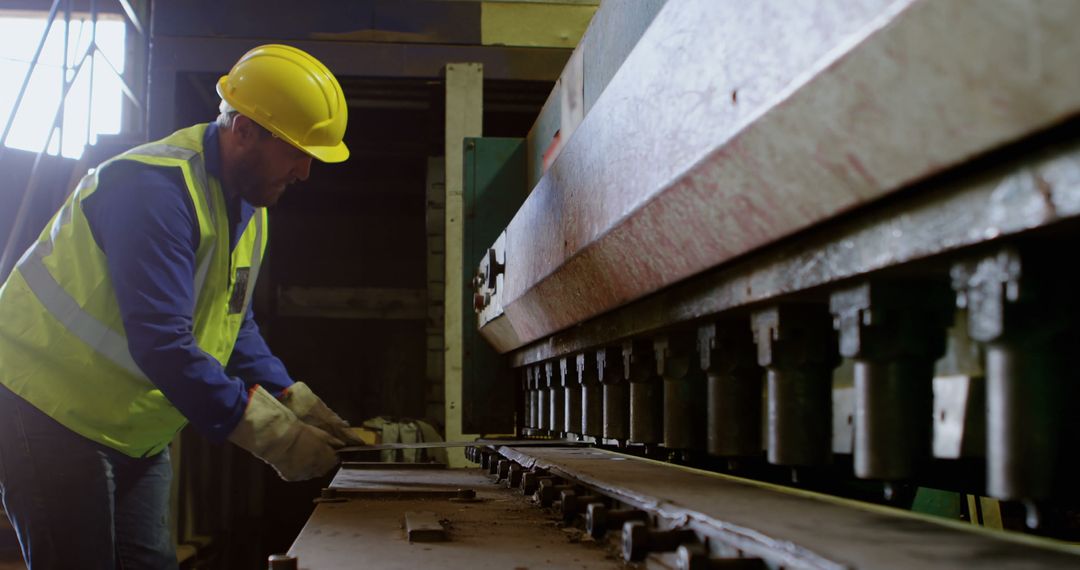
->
[0, 44, 359, 569]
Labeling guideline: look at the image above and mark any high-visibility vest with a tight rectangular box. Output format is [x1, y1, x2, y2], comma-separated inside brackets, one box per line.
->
[0, 123, 267, 457]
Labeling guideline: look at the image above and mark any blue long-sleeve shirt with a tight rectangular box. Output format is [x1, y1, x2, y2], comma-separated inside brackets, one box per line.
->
[81, 123, 292, 442]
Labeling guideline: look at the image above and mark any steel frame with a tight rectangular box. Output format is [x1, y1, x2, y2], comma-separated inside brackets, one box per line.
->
[477, 0, 1080, 353]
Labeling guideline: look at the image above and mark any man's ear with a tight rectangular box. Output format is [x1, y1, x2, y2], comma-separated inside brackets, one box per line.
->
[232, 115, 261, 145]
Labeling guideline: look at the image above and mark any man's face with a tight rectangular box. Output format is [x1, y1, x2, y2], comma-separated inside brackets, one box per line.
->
[234, 121, 313, 207]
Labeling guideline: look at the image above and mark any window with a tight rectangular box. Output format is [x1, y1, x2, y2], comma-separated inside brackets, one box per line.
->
[0, 12, 126, 159]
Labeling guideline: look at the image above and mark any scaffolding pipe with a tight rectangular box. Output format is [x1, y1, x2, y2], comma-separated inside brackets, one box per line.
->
[0, 42, 97, 279]
[0, 0, 63, 155]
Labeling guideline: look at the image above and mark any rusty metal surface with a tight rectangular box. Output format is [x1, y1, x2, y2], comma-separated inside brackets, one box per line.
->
[498, 446, 1080, 569]
[288, 468, 621, 570]
[484, 0, 1080, 352]
[507, 125, 1080, 366]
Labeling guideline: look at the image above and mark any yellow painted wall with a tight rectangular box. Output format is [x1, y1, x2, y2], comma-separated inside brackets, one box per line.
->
[481, 2, 597, 48]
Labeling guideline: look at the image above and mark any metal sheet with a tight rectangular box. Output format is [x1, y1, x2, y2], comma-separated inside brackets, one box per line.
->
[288, 468, 621, 569]
[498, 446, 1080, 569]
[335, 439, 585, 454]
[485, 0, 1080, 351]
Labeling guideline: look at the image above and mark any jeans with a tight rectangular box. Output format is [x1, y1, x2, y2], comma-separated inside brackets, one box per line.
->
[0, 385, 178, 570]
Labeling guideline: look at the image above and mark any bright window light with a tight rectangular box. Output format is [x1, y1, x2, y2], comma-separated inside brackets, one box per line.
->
[0, 12, 126, 159]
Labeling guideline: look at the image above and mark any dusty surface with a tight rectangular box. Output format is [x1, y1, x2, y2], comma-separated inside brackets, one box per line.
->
[289, 468, 626, 570]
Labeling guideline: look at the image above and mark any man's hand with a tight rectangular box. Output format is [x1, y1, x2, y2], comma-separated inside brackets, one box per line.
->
[228, 385, 341, 481]
[280, 382, 366, 446]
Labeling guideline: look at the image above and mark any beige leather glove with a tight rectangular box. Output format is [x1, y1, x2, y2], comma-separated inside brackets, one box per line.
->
[280, 382, 366, 446]
[228, 385, 342, 481]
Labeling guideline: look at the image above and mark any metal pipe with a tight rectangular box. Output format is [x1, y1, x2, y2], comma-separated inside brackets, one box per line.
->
[1, 41, 99, 279]
[951, 248, 1069, 505]
[598, 347, 628, 442]
[831, 282, 948, 481]
[86, 0, 97, 145]
[752, 306, 836, 467]
[536, 364, 548, 432]
[853, 360, 934, 479]
[656, 334, 703, 450]
[0, 0, 63, 152]
[698, 322, 762, 457]
[624, 340, 661, 445]
[522, 369, 534, 429]
[115, 0, 144, 36]
[546, 362, 563, 436]
[60, 0, 71, 153]
[577, 352, 603, 438]
[561, 357, 581, 435]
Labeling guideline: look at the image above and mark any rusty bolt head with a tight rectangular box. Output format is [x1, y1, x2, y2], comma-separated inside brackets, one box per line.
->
[622, 520, 651, 562]
[561, 491, 600, 525]
[535, 481, 557, 506]
[586, 503, 609, 539]
[561, 492, 602, 525]
[521, 472, 540, 495]
[506, 463, 524, 488]
[676, 543, 707, 570]
[495, 459, 511, 481]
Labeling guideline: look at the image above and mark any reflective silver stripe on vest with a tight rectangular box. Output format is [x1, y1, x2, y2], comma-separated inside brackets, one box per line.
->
[120, 142, 218, 297]
[241, 212, 264, 315]
[125, 143, 218, 226]
[16, 139, 221, 378]
[20, 248, 148, 380]
[193, 244, 214, 300]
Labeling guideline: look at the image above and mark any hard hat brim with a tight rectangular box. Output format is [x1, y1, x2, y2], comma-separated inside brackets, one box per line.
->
[303, 141, 350, 164]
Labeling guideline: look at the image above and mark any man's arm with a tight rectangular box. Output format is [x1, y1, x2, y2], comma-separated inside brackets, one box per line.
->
[83, 162, 249, 441]
[226, 309, 293, 396]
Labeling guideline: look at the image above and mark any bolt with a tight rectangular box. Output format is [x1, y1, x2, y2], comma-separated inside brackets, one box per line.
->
[534, 479, 575, 508]
[312, 487, 347, 504]
[449, 487, 481, 503]
[521, 473, 554, 496]
[506, 463, 524, 488]
[585, 504, 648, 539]
[267, 554, 298, 570]
[622, 520, 698, 562]
[677, 544, 766, 570]
[560, 491, 603, 525]
[495, 459, 511, 482]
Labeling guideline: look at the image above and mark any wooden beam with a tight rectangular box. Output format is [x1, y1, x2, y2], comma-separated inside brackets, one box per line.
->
[276, 286, 426, 320]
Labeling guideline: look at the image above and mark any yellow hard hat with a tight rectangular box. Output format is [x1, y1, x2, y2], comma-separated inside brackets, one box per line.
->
[217, 44, 349, 163]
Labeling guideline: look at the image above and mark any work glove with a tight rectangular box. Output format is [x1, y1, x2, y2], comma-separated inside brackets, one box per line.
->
[228, 385, 342, 481]
[280, 381, 366, 446]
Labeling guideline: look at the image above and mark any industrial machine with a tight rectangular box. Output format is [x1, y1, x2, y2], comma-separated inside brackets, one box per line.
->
[287, 0, 1080, 567]
[2, 0, 1077, 568]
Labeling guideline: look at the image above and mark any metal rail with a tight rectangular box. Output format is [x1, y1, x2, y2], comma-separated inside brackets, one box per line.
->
[484, 446, 1080, 569]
